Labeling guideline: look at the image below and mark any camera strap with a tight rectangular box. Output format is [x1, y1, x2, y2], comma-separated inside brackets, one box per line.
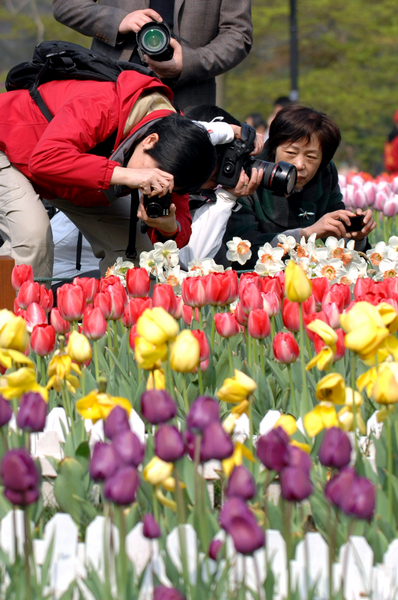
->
[126, 189, 140, 260]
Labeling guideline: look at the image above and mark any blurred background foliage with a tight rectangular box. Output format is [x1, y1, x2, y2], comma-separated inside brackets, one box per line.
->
[1, 0, 397, 175]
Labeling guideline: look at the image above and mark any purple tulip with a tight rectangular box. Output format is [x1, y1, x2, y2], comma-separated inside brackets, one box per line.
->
[318, 427, 352, 469]
[104, 405, 130, 440]
[155, 424, 185, 462]
[89, 442, 120, 481]
[141, 390, 177, 424]
[280, 467, 313, 502]
[287, 446, 312, 474]
[200, 421, 234, 462]
[112, 430, 145, 467]
[256, 427, 290, 472]
[183, 430, 197, 461]
[154, 586, 186, 600]
[226, 465, 256, 500]
[143, 514, 161, 539]
[17, 392, 47, 432]
[208, 539, 224, 560]
[103, 465, 140, 505]
[0, 448, 39, 506]
[325, 467, 356, 508]
[340, 476, 376, 520]
[228, 514, 265, 555]
[0, 395, 13, 428]
[219, 497, 253, 531]
[186, 396, 220, 433]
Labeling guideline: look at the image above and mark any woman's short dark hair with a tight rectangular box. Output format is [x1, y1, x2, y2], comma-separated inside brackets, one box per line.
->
[143, 113, 217, 194]
[267, 105, 341, 171]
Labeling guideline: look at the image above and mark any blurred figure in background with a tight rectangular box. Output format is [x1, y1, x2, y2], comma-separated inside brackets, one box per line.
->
[384, 110, 398, 176]
[245, 112, 267, 139]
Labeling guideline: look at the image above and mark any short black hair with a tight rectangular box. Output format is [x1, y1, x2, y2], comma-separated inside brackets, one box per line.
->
[267, 105, 341, 170]
[143, 113, 217, 194]
[186, 105, 241, 127]
[274, 96, 292, 108]
[244, 112, 266, 129]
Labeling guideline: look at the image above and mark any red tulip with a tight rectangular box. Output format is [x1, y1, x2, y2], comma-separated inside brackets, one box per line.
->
[182, 276, 207, 308]
[126, 268, 150, 298]
[30, 324, 56, 356]
[57, 284, 85, 322]
[272, 332, 299, 364]
[11, 264, 33, 292]
[122, 297, 152, 327]
[261, 291, 281, 317]
[191, 330, 210, 361]
[73, 277, 100, 304]
[206, 272, 238, 307]
[182, 305, 199, 326]
[304, 311, 329, 341]
[16, 281, 40, 309]
[50, 308, 70, 334]
[282, 299, 300, 332]
[214, 313, 240, 338]
[83, 307, 108, 340]
[311, 277, 330, 308]
[173, 296, 184, 320]
[38, 285, 54, 313]
[247, 309, 270, 339]
[334, 328, 346, 361]
[128, 325, 139, 350]
[260, 275, 284, 300]
[240, 282, 263, 314]
[94, 290, 124, 320]
[234, 302, 248, 327]
[25, 303, 47, 332]
[239, 272, 261, 295]
[152, 284, 177, 316]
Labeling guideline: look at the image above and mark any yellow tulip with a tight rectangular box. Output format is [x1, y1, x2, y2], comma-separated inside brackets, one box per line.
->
[275, 414, 297, 436]
[377, 302, 398, 333]
[155, 487, 177, 512]
[357, 367, 377, 396]
[143, 456, 174, 486]
[222, 442, 255, 477]
[306, 320, 338, 346]
[134, 336, 167, 370]
[76, 390, 132, 422]
[306, 346, 335, 371]
[290, 440, 311, 453]
[67, 331, 92, 364]
[0, 367, 48, 401]
[340, 301, 386, 332]
[169, 330, 200, 373]
[338, 406, 367, 435]
[0, 313, 29, 353]
[315, 373, 346, 404]
[146, 369, 166, 390]
[284, 260, 312, 303]
[136, 307, 179, 345]
[217, 369, 257, 404]
[344, 387, 363, 408]
[0, 348, 34, 370]
[304, 402, 339, 437]
[372, 362, 398, 405]
[345, 322, 389, 358]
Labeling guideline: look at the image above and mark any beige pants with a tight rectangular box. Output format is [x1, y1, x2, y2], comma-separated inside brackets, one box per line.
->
[0, 152, 152, 279]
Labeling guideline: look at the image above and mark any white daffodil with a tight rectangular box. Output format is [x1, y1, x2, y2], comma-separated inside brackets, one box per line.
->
[257, 242, 285, 264]
[187, 257, 225, 277]
[291, 233, 319, 264]
[255, 258, 286, 277]
[158, 265, 187, 294]
[276, 234, 297, 254]
[139, 249, 160, 276]
[337, 263, 368, 288]
[153, 240, 180, 268]
[376, 258, 398, 280]
[313, 257, 345, 283]
[226, 237, 252, 265]
[366, 241, 390, 267]
[105, 257, 135, 285]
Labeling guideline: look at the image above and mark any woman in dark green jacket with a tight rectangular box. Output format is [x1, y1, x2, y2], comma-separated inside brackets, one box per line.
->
[221, 105, 375, 269]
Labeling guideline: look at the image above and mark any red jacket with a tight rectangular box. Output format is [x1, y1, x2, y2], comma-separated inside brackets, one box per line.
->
[0, 71, 192, 247]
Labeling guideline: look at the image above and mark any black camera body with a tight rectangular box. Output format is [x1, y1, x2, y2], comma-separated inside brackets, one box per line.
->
[136, 21, 174, 63]
[143, 192, 172, 219]
[215, 123, 297, 196]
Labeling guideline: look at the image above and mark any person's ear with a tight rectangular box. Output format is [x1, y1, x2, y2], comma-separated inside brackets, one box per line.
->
[142, 133, 159, 150]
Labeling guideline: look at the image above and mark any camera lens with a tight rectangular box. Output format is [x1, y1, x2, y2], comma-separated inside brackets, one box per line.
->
[247, 159, 297, 195]
[141, 27, 168, 53]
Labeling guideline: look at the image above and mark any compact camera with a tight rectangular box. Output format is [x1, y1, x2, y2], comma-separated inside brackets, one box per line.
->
[143, 192, 172, 219]
[215, 123, 297, 195]
[136, 21, 174, 63]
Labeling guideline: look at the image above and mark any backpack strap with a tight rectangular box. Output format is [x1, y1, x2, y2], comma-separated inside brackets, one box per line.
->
[29, 57, 54, 122]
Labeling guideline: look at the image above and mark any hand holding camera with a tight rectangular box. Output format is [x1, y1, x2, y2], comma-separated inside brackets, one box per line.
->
[119, 9, 163, 35]
[138, 195, 178, 238]
[136, 19, 183, 78]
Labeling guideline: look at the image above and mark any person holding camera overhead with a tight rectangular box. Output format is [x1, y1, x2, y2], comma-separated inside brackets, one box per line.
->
[52, 0, 253, 113]
[221, 104, 376, 269]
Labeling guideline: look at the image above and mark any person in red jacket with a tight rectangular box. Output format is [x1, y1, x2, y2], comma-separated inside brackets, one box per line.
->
[0, 70, 216, 279]
[384, 110, 398, 176]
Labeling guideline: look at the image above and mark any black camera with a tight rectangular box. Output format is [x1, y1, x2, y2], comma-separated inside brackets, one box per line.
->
[215, 123, 297, 195]
[345, 214, 364, 232]
[136, 21, 174, 63]
[143, 192, 172, 218]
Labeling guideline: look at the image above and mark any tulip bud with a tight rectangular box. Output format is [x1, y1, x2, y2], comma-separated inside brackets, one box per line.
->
[50, 308, 70, 334]
[25, 302, 47, 332]
[182, 277, 207, 308]
[57, 284, 86, 322]
[104, 405, 130, 440]
[143, 514, 161, 539]
[228, 514, 265, 555]
[126, 267, 151, 298]
[190, 330, 210, 362]
[103, 465, 140, 505]
[38, 285, 54, 313]
[16, 281, 40, 309]
[154, 586, 186, 600]
[169, 330, 200, 373]
[30, 324, 56, 357]
[200, 421, 234, 462]
[122, 297, 152, 327]
[282, 299, 300, 332]
[141, 390, 177, 424]
[89, 442, 120, 481]
[285, 260, 312, 303]
[155, 424, 185, 462]
[143, 456, 173, 486]
[112, 430, 145, 467]
[262, 291, 281, 317]
[240, 282, 263, 313]
[152, 284, 177, 316]
[0, 395, 13, 428]
[247, 309, 270, 339]
[318, 427, 352, 469]
[280, 466, 313, 502]
[83, 307, 107, 340]
[226, 465, 256, 500]
[187, 396, 220, 433]
[73, 277, 99, 304]
[272, 332, 299, 364]
[214, 313, 240, 338]
[11, 264, 34, 291]
[17, 392, 47, 432]
[208, 539, 223, 561]
[0, 448, 40, 506]
[67, 331, 92, 364]
[256, 427, 290, 472]
[340, 475, 375, 520]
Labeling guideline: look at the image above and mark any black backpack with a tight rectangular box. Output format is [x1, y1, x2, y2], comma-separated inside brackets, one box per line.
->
[5, 40, 155, 122]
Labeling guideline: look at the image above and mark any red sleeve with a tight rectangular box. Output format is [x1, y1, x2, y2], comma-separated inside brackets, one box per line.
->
[384, 137, 398, 174]
[148, 192, 192, 248]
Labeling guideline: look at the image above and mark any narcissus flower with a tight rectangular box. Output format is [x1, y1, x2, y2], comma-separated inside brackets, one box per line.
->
[169, 330, 200, 372]
[315, 373, 346, 404]
[226, 237, 252, 265]
[67, 331, 92, 364]
[217, 370, 257, 404]
[136, 307, 179, 345]
[285, 260, 312, 303]
[76, 390, 132, 423]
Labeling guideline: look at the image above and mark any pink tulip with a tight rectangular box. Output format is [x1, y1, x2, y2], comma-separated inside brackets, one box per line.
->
[11, 264, 33, 291]
[25, 303, 47, 332]
[126, 268, 150, 298]
[247, 309, 270, 339]
[214, 313, 240, 338]
[30, 324, 56, 356]
[16, 281, 40, 309]
[83, 307, 108, 340]
[363, 181, 376, 205]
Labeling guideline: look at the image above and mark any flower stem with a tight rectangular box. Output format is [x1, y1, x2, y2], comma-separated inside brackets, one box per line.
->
[287, 364, 297, 417]
[210, 306, 217, 351]
[94, 340, 100, 381]
[387, 409, 394, 524]
[116, 506, 128, 600]
[181, 376, 189, 412]
[227, 338, 234, 377]
[197, 363, 204, 395]
[23, 508, 32, 600]
[298, 303, 310, 415]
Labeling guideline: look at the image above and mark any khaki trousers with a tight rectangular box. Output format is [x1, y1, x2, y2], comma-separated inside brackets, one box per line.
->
[0, 152, 152, 279]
